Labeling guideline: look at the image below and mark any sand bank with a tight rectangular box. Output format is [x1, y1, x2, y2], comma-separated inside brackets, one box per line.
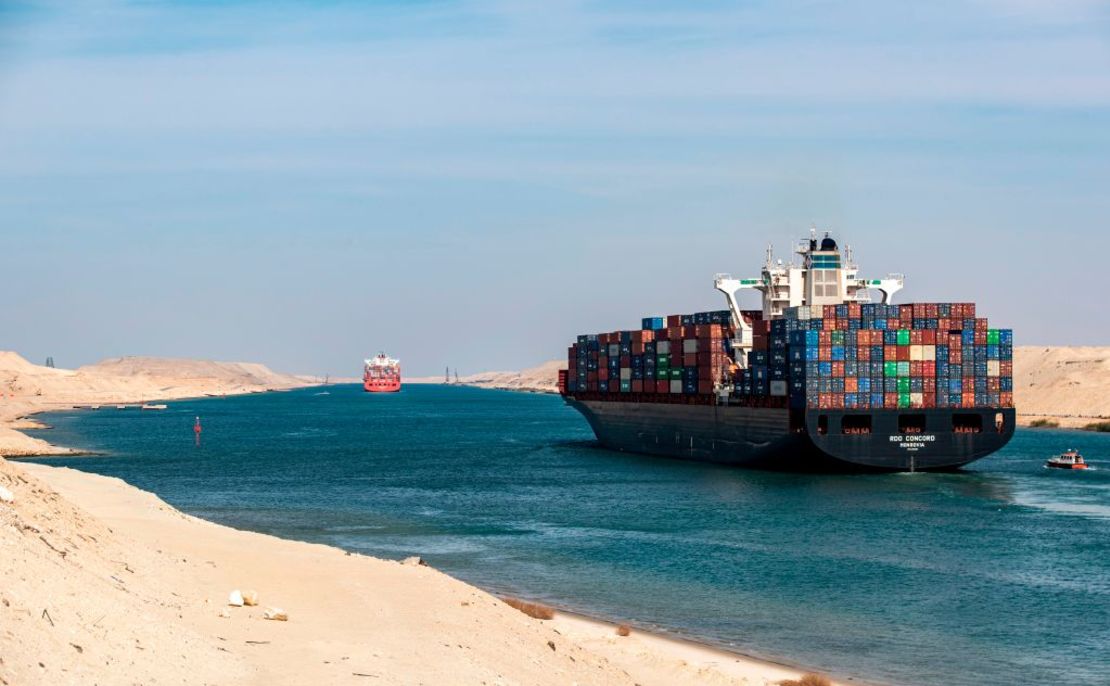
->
[0, 352, 312, 457]
[1, 456, 843, 686]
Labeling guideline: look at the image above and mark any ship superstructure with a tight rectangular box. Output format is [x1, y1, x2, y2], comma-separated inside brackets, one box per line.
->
[714, 228, 905, 370]
[559, 229, 1015, 472]
[363, 353, 401, 393]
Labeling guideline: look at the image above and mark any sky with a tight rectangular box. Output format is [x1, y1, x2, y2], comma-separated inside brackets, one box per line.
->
[1, 0, 1108, 377]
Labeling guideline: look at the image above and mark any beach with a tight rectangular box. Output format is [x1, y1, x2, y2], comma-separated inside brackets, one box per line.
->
[1, 353, 838, 686]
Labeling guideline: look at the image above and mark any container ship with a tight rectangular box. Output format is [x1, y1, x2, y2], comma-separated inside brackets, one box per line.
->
[558, 230, 1015, 472]
[363, 353, 401, 393]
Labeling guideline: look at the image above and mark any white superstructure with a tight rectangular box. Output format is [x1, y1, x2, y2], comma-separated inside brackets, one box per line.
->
[714, 228, 904, 369]
[364, 353, 400, 370]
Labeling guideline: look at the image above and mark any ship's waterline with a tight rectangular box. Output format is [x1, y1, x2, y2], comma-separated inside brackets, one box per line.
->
[26, 384, 1110, 686]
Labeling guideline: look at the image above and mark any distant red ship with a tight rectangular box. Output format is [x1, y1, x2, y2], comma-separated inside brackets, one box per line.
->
[363, 353, 401, 393]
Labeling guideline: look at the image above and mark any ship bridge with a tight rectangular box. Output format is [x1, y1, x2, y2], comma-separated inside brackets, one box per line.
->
[714, 228, 904, 368]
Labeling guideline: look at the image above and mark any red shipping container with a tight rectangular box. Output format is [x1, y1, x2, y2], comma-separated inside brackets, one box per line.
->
[823, 318, 837, 331]
[924, 362, 935, 377]
[886, 393, 898, 407]
[910, 361, 922, 376]
[698, 380, 713, 394]
[845, 377, 858, 393]
[683, 353, 697, 366]
[885, 345, 898, 360]
[974, 331, 987, 345]
[598, 369, 609, 381]
[887, 319, 902, 330]
[848, 303, 862, 318]
[819, 393, 832, 409]
[858, 347, 871, 362]
[667, 315, 682, 327]
[900, 305, 914, 321]
[988, 377, 1001, 392]
[1001, 391, 1013, 407]
[696, 351, 712, 366]
[975, 318, 988, 331]
[819, 331, 833, 345]
[631, 342, 645, 355]
[1000, 361, 1013, 376]
[910, 330, 924, 345]
[832, 361, 845, 377]
[824, 305, 837, 319]
[897, 346, 911, 362]
[923, 329, 936, 345]
[832, 394, 845, 409]
[656, 380, 670, 393]
[924, 378, 937, 393]
[819, 346, 832, 362]
[620, 355, 631, 367]
[587, 371, 597, 382]
[598, 355, 608, 367]
[962, 392, 975, 407]
[631, 380, 643, 393]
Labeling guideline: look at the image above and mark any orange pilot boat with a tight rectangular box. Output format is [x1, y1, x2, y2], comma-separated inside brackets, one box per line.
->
[1045, 450, 1088, 470]
[363, 353, 401, 393]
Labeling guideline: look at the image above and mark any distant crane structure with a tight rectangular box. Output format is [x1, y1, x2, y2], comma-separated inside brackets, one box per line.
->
[45, 357, 55, 368]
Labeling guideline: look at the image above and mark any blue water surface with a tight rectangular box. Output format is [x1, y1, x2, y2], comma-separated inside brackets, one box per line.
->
[25, 384, 1110, 686]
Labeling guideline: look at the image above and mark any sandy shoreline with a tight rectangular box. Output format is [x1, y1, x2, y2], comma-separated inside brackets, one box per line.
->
[2, 456, 846, 686]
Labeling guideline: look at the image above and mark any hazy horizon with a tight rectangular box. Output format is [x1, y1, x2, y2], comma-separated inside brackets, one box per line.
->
[3, 1, 1108, 377]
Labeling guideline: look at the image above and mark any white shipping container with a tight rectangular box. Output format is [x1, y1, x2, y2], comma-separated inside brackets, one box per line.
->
[924, 345, 936, 361]
[770, 380, 788, 396]
[670, 380, 683, 394]
[683, 339, 699, 354]
[911, 392, 924, 406]
[620, 368, 632, 381]
[910, 345, 924, 361]
[987, 360, 1000, 377]
[608, 343, 620, 356]
[657, 340, 671, 354]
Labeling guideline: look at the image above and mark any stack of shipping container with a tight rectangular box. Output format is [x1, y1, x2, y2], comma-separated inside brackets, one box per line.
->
[781, 303, 1013, 410]
[562, 303, 1013, 411]
[565, 311, 734, 397]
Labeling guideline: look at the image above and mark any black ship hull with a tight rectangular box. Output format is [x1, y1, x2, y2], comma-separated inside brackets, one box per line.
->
[565, 398, 1015, 472]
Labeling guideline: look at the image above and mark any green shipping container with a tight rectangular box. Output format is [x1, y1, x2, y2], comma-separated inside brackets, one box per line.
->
[884, 361, 898, 377]
[669, 369, 683, 380]
[987, 329, 1000, 345]
[897, 378, 911, 393]
[897, 330, 911, 346]
[898, 393, 911, 408]
[897, 361, 911, 377]
[657, 354, 670, 368]
[620, 380, 632, 392]
[831, 330, 845, 345]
